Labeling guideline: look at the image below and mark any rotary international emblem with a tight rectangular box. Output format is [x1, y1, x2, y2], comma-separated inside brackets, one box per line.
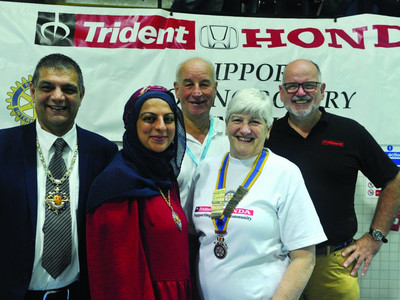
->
[5, 76, 36, 125]
[224, 190, 234, 204]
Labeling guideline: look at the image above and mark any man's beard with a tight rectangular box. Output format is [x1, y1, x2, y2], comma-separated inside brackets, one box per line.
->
[285, 96, 318, 120]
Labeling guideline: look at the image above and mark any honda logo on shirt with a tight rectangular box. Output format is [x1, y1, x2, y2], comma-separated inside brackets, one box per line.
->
[199, 25, 238, 49]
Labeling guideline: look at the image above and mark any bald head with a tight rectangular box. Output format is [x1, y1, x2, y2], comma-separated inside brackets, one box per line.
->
[176, 57, 216, 84]
[283, 59, 321, 84]
[279, 59, 325, 121]
[174, 57, 218, 123]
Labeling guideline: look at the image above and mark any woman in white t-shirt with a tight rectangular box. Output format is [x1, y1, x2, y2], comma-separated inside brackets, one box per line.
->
[187, 88, 327, 300]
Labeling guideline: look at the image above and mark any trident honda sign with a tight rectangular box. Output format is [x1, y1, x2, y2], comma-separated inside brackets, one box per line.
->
[1, 1, 399, 143]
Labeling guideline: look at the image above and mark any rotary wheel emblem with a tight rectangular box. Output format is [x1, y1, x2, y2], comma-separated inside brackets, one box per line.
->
[5, 76, 36, 125]
[224, 190, 234, 204]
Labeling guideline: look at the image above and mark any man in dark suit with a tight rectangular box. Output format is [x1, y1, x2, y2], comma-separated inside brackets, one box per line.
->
[0, 53, 118, 299]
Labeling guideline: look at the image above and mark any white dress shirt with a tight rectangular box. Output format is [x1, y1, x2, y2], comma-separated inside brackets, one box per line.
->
[29, 122, 80, 290]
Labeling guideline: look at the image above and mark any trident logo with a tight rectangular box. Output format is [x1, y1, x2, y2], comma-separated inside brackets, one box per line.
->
[40, 12, 70, 42]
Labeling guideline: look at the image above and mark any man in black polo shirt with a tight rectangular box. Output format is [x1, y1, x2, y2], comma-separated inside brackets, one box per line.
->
[266, 58, 400, 299]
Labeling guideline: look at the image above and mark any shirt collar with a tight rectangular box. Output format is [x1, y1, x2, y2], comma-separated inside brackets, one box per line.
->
[36, 121, 77, 152]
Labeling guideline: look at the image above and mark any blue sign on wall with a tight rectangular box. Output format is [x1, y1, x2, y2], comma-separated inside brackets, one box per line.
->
[385, 145, 400, 169]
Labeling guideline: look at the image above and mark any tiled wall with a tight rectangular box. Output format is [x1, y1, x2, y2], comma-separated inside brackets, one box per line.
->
[355, 174, 400, 299]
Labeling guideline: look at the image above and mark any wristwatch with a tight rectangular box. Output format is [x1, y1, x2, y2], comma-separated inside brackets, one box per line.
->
[369, 228, 388, 243]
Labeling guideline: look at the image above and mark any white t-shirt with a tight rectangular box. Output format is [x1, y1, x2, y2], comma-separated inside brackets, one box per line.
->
[178, 116, 229, 213]
[188, 150, 327, 300]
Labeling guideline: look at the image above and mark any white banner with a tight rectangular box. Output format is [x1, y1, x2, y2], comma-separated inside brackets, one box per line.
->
[1, 1, 399, 143]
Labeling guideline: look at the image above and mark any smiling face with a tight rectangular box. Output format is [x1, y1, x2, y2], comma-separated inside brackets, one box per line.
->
[174, 58, 217, 122]
[30, 67, 84, 136]
[280, 59, 325, 120]
[227, 113, 270, 159]
[137, 98, 176, 153]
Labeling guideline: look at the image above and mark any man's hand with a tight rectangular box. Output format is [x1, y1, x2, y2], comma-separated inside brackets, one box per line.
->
[341, 234, 382, 277]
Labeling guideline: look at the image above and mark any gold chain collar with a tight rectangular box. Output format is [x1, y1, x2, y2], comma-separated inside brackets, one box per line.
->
[36, 137, 79, 185]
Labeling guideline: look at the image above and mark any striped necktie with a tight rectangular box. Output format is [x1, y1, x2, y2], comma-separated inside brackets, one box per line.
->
[42, 138, 72, 279]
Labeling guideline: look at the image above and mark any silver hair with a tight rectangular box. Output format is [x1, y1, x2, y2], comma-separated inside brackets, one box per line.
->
[175, 57, 216, 83]
[226, 88, 273, 127]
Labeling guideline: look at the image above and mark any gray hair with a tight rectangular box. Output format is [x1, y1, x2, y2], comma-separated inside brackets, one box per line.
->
[175, 57, 216, 83]
[32, 53, 84, 92]
[226, 88, 273, 127]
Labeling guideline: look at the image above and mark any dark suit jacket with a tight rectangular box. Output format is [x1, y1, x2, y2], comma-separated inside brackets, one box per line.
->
[0, 122, 118, 300]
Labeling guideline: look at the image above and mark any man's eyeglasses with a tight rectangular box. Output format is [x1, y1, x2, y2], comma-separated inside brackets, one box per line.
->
[282, 81, 321, 94]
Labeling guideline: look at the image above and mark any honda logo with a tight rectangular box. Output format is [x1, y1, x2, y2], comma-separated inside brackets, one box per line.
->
[200, 25, 238, 49]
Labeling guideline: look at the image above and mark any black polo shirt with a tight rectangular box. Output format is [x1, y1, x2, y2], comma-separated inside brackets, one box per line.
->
[266, 107, 398, 246]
